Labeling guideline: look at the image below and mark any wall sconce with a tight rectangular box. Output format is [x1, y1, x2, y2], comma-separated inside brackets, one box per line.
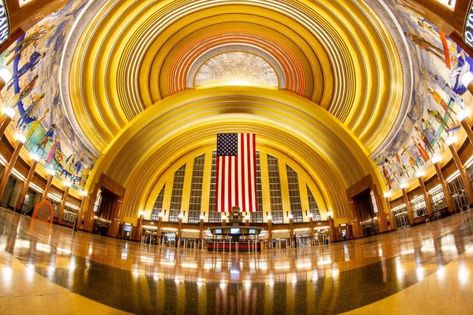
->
[431, 154, 441, 164]
[415, 170, 425, 178]
[446, 135, 457, 146]
[457, 108, 471, 121]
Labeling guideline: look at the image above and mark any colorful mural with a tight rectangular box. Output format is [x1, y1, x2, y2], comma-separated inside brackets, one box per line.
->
[378, 0, 473, 190]
[0, 0, 92, 189]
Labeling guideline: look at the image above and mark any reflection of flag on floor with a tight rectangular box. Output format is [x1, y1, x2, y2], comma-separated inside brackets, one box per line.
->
[216, 133, 257, 212]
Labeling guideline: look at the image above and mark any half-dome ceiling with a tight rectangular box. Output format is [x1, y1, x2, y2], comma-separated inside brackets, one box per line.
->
[60, 0, 411, 156]
[0, 0, 471, 203]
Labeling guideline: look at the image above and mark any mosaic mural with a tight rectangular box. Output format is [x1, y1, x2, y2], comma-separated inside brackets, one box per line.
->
[377, 0, 473, 190]
[0, 0, 91, 189]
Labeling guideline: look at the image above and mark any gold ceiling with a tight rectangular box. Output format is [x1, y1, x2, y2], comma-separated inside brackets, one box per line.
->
[58, 0, 413, 216]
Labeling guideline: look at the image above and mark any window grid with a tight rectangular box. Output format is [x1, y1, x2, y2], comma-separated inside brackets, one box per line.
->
[208, 152, 221, 222]
[286, 165, 302, 223]
[251, 151, 263, 223]
[307, 185, 321, 221]
[151, 185, 165, 221]
[189, 155, 205, 223]
[169, 165, 186, 222]
[267, 155, 283, 223]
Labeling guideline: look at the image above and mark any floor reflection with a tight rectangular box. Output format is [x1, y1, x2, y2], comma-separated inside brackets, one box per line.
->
[2, 208, 473, 314]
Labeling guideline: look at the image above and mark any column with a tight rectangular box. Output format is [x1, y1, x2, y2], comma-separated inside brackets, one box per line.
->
[42, 168, 56, 198]
[178, 213, 183, 239]
[0, 134, 25, 198]
[372, 187, 388, 232]
[308, 214, 314, 244]
[416, 173, 433, 217]
[15, 153, 40, 210]
[288, 214, 294, 247]
[157, 214, 163, 245]
[267, 216, 273, 248]
[384, 192, 396, 231]
[348, 200, 362, 237]
[447, 136, 473, 206]
[77, 191, 88, 229]
[135, 214, 144, 242]
[57, 181, 71, 224]
[328, 216, 336, 242]
[433, 158, 455, 213]
[401, 186, 414, 225]
[199, 214, 204, 248]
[108, 197, 122, 237]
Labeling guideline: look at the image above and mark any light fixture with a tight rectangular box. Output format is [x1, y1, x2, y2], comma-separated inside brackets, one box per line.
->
[446, 135, 457, 146]
[399, 181, 408, 189]
[457, 108, 471, 121]
[138, 210, 145, 217]
[15, 133, 26, 144]
[46, 167, 56, 176]
[461, 72, 473, 88]
[158, 212, 164, 218]
[415, 170, 425, 178]
[288, 213, 294, 220]
[178, 213, 184, 220]
[63, 180, 72, 188]
[80, 190, 88, 197]
[0, 68, 12, 83]
[30, 153, 40, 162]
[266, 214, 272, 221]
[308, 212, 313, 219]
[384, 191, 392, 198]
[431, 154, 441, 164]
[199, 213, 205, 220]
[2, 106, 15, 119]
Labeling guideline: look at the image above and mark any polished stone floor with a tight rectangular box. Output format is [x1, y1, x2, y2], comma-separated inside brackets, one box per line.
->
[1, 208, 473, 314]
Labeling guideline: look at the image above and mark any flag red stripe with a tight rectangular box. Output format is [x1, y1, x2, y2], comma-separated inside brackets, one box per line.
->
[246, 133, 252, 211]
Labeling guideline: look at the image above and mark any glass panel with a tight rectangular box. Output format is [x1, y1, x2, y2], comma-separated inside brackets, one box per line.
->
[286, 165, 302, 223]
[169, 165, 186, 222]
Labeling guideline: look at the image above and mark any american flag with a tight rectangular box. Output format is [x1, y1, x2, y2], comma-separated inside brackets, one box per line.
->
[216, 133, 257, 212]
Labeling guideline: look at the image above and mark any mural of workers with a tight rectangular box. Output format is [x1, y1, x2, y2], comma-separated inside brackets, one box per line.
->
[0, 0, 93, 190]
[376, 1, 473, 190]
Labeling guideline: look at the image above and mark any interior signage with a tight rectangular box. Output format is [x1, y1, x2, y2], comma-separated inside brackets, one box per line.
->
[465, 1, 473, 48]
[0, 0, 9, 45]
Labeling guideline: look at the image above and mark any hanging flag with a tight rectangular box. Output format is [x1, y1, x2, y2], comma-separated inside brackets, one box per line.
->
[216, 133, 257, 212]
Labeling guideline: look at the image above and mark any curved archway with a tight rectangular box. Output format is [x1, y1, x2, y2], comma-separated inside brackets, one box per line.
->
[32, 199, 55, 224]
[87, 87, 386, 220]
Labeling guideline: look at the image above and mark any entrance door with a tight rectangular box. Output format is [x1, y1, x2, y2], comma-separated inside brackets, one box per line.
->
[396, 214, 409, 229]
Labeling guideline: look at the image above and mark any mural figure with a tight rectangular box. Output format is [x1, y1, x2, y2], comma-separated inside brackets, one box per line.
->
[7, 51, 46, 90]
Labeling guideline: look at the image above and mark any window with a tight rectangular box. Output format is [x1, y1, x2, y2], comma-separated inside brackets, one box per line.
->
[286, 165, 302, 223]
[151, 185, 165, 221]
[307, 185, 321, 221]
[169, 165, 186, 222]
[188, 155, 205, 223]
[250, 151, 263, 223]
[267, 155, 283, 223]
[410, 195, 426, 218]
[429, 188, 446, 212]
[208, 152, 221, 222]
